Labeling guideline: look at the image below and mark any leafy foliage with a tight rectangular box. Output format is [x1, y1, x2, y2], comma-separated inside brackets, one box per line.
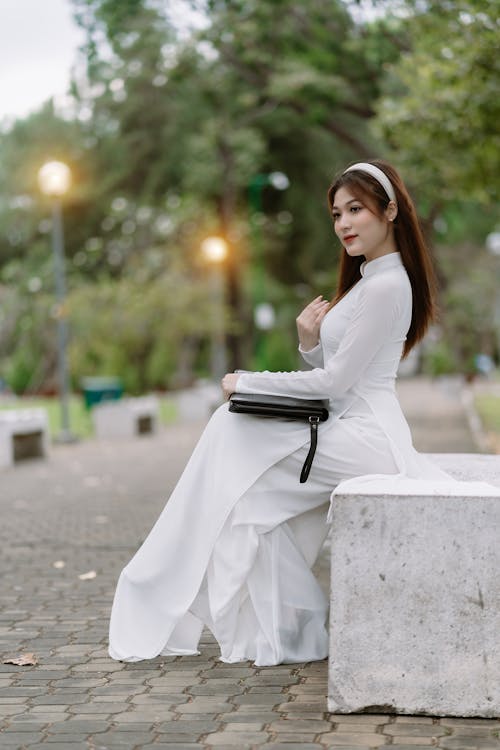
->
[67, 255, 218, 392]
[0, 0, 498, 393]
[374, 0, 500, 204]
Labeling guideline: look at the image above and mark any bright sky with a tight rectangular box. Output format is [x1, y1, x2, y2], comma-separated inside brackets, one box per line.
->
[0, 0, 85, 124]
[0, 0, 377, 126]
[0, 0, 208, 127]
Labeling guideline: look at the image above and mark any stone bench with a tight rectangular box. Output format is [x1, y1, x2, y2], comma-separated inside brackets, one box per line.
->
[0, 409, 49, 469]
[92, 396, 160, 439]
[328, 453, 500, 718]
[173, 381, 223, 422]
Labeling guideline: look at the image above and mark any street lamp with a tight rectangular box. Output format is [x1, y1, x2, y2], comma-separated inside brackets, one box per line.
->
[37, 160, 77, 443]
[201, 236, 228, 382]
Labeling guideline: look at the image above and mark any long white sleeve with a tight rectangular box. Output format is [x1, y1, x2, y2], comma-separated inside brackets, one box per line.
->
[237, 274, 407, 401]
[298, 342, 324, 368]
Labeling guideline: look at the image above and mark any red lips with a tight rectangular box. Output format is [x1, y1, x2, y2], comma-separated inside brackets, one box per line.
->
[343, 235, 357, 243]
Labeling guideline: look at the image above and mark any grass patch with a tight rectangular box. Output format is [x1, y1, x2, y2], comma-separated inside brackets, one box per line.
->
[474, 394, 500, 434]
[158, 397, 178, 425]
[0, 395, 93, 439]
[0, 394, 178, 440]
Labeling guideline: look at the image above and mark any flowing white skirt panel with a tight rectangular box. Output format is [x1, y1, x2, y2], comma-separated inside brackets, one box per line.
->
[109, 402, 399, 665]
[184, 448, 333, 666]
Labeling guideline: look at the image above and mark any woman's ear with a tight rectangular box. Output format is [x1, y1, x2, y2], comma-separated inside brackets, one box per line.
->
[385, 201, 398, 222]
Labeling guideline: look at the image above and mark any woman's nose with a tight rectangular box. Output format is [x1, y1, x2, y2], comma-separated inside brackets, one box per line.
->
[338, 212, 351, 230]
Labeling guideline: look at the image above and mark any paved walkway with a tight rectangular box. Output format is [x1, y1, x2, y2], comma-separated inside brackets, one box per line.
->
[1, 377, 499, 749]
[396, 376, 478, 453]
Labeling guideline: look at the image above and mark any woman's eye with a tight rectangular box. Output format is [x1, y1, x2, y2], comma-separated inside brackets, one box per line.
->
[350, 206, 362, 213]
[332, 213, 340, 221]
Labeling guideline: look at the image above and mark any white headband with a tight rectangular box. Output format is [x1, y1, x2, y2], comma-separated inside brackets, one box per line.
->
[343, 162, 397, 205]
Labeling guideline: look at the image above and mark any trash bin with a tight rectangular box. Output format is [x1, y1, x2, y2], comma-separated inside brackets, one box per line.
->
[81, 377, 123, 410]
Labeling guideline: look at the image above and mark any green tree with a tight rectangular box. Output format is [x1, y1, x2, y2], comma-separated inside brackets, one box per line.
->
[374, 0, 500, 206]
[368, 0, 500, 371]
[71, 0, 403, 363]
[67, 251, 220, 392]
[0, 0, 412, 391]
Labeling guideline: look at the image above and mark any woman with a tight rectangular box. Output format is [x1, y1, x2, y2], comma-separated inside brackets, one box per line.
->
[108, 160, 452, 666]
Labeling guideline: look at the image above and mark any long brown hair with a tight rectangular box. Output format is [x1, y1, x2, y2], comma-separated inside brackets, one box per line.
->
[327, 159, 438, 358]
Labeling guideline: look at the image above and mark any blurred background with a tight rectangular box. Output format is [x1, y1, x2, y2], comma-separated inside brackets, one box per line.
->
[0, 0, 499, 439]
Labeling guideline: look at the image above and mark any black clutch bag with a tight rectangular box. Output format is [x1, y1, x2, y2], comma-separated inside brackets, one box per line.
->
[228, 393, 329, 483]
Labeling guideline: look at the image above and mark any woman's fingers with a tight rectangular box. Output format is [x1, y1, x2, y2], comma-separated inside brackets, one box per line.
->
[297, 297, 329, 330]
[221, 372, 240, 400]
[296, 296, 329, 350]
[298, 296, 328, 314]
[303, 295, 323, 311]
[316, 302, 330, 321]
[308, 301, 330, 320]
[301, 296, 326, 316]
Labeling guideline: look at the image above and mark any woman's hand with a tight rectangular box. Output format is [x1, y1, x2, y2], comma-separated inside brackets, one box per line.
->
[296, 295, 330, 351]
[221, 373, 240, 400]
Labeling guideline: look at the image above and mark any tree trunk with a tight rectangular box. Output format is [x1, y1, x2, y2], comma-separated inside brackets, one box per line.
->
[217, 136, 245, 372]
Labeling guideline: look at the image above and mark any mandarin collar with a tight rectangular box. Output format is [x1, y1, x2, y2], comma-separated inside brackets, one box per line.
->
[360, 251, 403, 278]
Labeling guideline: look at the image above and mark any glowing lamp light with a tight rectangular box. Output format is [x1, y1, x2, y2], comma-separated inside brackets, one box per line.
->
[201, 236, 228, 381]
[201, 236, 228, 263]
[36, 159, 76, 443]
[38, 161, 71, 197]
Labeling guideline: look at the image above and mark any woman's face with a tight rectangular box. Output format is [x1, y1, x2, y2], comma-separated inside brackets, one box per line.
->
[331, 186, 396, 263]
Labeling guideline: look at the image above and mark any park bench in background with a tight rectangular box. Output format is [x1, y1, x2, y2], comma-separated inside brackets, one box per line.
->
[92, 395, 159, 439]
[0, 409, 49, 469]
[328, 452, 500, 717]
[173, 381, 223, 422]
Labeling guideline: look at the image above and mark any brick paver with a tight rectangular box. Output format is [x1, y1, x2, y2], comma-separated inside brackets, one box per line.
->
[1, 378, 499, 748]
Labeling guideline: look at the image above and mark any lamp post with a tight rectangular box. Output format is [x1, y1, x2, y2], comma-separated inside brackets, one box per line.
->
[201, 236, 228, 382]
[37, 160, 76, 443]
[248, 171, 289, 368]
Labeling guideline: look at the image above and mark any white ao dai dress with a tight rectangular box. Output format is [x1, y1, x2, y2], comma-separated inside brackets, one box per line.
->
[108, 252, 454, 666]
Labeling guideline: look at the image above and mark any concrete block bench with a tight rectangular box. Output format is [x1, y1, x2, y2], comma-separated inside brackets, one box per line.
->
[173, 382, 223, 422]
[92, 396, 159, 439]
[328, 453, 500, 718]
[0, 409, 49, 469]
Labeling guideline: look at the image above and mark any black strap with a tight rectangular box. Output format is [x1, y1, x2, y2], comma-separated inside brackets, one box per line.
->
[300, 416, 319, 483]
